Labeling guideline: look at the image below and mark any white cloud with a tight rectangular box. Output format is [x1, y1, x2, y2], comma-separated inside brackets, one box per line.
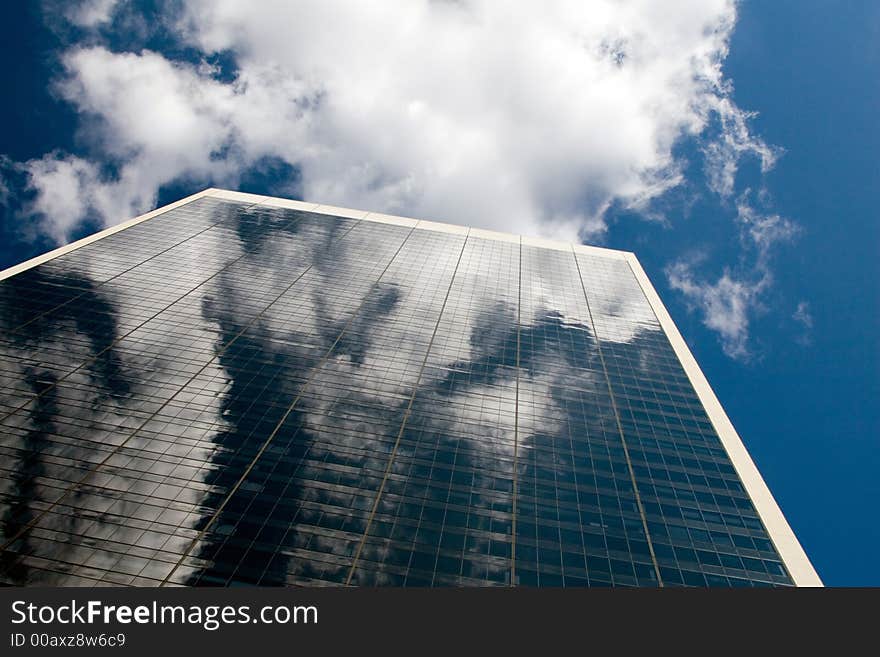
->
[793, 301, 813, 329]
[735, 194, 798, 260]
[793, 300, 814, 346]
[21, 153, 101, 243]
[702, 97, 780, 198]
[15, 1, 799, 359]
[662, 188, 799, 359]
[20, 0, 773, 247]
[666, 260, 769, 360]
[0, 156, 11, 207]
[64, 0, 119, 27]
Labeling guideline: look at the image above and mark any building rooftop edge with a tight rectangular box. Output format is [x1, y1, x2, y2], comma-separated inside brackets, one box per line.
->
[0, 188, 634, 282]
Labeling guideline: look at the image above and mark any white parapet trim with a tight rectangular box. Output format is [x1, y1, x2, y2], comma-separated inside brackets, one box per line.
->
[311, 204, 370, 219]
[361, 211, 419, 228]
[573, 241, 630, 260]
[0, 188, 221, 282]
[255, 196, 320, 212]
[0, 188, 632, 281]
[521, 234, 573, 253]
[468, 227, 520, 244]
[208, 188, 269, 205]
[413, 218, 469, 235]
[624, 252, 823, 587]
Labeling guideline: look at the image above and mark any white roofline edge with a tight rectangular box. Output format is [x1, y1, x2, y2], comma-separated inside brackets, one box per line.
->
[0, 188, 632, 282]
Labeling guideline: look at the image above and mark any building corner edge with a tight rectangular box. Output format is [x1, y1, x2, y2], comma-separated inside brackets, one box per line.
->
[623, 252, 823, 587]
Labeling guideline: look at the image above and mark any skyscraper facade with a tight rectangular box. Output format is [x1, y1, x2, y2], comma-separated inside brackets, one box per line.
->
[0, 189, 820, 587]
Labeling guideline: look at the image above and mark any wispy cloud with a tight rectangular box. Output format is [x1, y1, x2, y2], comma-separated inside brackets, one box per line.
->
[735, 193, 799, 261]
[701, 97, 780, 199]
[0, 156, 12, 208]
[664, 190, 799, 360]
[666, 256, 769, 360]
[793, 300, 814, 346]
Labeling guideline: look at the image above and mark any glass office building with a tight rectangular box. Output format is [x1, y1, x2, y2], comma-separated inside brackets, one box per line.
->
[0, 189, 820, 587]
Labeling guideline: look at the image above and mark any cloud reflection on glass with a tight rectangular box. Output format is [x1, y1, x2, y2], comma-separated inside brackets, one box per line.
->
[0, 198, 792, 587]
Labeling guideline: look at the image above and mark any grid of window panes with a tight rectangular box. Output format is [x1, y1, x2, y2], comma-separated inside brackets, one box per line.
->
[514, 245, 658, 587]
[0, 195, 794, 586]
[348, 236, 519, 586]
[574, 253, 792, 586]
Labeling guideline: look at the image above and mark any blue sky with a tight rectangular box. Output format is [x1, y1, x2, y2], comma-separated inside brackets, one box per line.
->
[0, 1, 877, 585]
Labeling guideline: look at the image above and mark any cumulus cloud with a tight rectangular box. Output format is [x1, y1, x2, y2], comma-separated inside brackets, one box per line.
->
[17, 0, 772, 244]
[10, 0, 800, 359]
[20, 153, 102, 243]
[62, 0, 120, 28]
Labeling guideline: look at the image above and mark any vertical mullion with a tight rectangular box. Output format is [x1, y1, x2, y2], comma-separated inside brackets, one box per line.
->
[345, 230, 471, 585]
[571, 246, 664, 587]
[510, 237, 522, 586]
